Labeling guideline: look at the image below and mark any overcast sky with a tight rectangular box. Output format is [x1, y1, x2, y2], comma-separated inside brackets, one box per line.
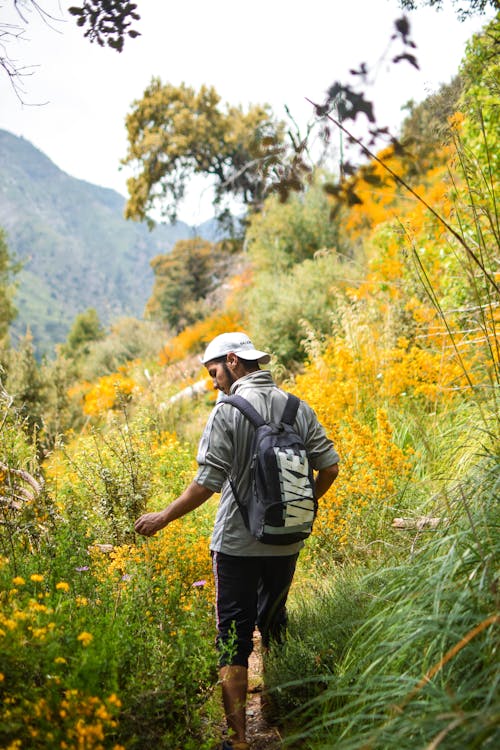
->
[0, 0, 494, 224]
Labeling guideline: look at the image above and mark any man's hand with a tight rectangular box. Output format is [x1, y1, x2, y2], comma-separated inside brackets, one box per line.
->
[134, 482, 213, 538]
[134, 510, 168, 537]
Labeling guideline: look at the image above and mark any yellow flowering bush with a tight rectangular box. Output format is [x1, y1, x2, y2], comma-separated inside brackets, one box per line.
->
[159, 308, 246, 365]
[82, 370, 141, 417]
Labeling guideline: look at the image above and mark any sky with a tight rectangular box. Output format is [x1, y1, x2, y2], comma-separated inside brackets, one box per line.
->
[0, 0, 495, 225]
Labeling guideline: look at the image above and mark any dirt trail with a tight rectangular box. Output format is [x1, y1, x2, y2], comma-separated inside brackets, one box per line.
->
[245, 632, 283, 750]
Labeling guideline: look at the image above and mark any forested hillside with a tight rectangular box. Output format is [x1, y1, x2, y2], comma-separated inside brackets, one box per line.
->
[0, 130, 195, 356]
[0, 13, 498, 750]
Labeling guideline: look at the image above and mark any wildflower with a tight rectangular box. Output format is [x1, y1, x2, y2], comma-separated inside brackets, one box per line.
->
[12, 576, 25, 586]
[75, 566, 90, 572]
[0, 673, 4, 681]
[107, 693, 122, 708]
[77, 631, 93, 647]
[30, 574, 44, 583]
[192, 579, 207, 587]
[56, 581, 70, 592]
[54, 656, 67, 664]
[121, 574, 132, 581]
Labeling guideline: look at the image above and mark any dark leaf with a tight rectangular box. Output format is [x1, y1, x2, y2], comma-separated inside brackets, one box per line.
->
[362, 172, 384, 186]
[342, 161, 357, 176]
[394, 15, 410, 40]
[315, 104, 330, 118]
[393, 53, 420, 70]
[323, 183, 341, 196]
[349, 63, 368, 77]
[346, 188, 363, 207]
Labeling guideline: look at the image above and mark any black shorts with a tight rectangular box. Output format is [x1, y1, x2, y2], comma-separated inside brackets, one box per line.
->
[211, 550, 299, 667]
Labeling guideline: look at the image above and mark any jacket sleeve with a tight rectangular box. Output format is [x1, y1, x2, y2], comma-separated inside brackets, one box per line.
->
[194, 405, 235, 492]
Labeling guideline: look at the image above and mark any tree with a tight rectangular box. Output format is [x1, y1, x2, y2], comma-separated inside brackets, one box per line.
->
[0, 228, 19, 341]
[2, 1, 141, 93]
[6, 328, 46, 442]
[399, 76, 464, 177]
[122, 80, 285, 225]
[63, 307, 106, 358]
[145, 237, 233, 332]
[68, 0, 140, 51]
[398, 1, 497, 21]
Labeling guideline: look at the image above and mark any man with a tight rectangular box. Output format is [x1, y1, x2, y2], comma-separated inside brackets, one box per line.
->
[135, 332, 339, 750]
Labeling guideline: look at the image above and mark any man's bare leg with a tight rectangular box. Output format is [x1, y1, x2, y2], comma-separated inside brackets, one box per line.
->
[220, 665, 248, 744]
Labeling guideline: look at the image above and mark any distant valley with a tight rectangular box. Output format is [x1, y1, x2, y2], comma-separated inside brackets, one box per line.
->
[0, 129, 215, 357]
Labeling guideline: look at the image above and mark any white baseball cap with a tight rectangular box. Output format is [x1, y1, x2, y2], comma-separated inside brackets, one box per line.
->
[201, 332, 271, 365]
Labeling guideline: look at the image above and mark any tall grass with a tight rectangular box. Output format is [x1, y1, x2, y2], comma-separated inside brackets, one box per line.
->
[269, 446, 499, 749]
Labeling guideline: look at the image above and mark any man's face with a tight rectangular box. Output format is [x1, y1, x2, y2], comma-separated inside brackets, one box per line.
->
[206, 358, 236, 395]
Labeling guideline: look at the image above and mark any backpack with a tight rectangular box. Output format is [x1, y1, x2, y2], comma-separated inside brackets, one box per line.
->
[221, 392, 317, 545]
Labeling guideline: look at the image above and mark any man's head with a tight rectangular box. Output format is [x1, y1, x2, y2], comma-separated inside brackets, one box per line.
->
[201, 332, 270, 395]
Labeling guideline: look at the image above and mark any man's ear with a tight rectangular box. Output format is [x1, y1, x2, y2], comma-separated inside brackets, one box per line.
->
[226, 353, 238, 369]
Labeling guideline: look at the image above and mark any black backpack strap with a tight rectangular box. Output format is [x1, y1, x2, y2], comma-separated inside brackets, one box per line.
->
[281, 393, 300, 425]
[221, 394, 266, 428]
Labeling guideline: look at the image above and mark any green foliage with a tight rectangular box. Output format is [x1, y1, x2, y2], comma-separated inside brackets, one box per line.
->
[400, 76, 463, 176]
[246, 181, 341, 273]
[4, 330, 47, 444]
[77, 317, 164, 380]
[398, 0, 497, 20]
[245, 258, 336, 367]
[0, 539, 218, 749]
[283, 449, 500, 749]
[51, 414, 155, 547]
[1, 392, 218, 748]
[242, 180, 355, 367]
[263, 565, 373, 719]
[62, 308, 106, 359]
[459, 15, 499, 172]
[123, 79, 285, 224]
[0, 227, 19, 340]
[146, 237, 236, 331]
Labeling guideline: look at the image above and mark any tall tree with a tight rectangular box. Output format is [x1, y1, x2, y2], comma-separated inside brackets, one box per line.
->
[398, 1, 497, 20]
[0, 228, 19, 341]
[2, 1, 141, 92]
[6, 329, 46, 442]
[145, 237, 231, 331]
[63, 308, 106, 359]
[122, 80, 284, 225]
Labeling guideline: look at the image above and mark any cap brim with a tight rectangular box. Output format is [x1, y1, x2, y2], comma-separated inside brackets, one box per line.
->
[237, 349, 271, 364]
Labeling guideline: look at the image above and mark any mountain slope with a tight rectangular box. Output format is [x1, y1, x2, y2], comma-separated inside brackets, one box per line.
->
[0, 129, 195, 356]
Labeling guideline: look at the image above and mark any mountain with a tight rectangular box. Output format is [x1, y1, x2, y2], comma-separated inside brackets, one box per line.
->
[0, 129, 200, 357]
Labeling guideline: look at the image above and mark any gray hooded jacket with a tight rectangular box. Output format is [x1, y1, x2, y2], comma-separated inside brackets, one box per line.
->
[195, 370, 339, 556]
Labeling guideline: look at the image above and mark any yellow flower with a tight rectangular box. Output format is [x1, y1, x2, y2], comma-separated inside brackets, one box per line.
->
[12, 576, 25, 586]
[54, 656, 67, 664]
[56, 581, 70, 592]
[30, 574, 44, 583]
[77, 631, 93, 647]
[0, 673, 4, 681]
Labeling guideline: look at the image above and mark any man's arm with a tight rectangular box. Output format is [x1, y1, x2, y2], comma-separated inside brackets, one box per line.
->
[315, 463, 339, 500]
[134, 481, 214, 537]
